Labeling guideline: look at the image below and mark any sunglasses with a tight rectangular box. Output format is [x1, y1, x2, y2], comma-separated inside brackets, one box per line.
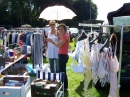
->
[50, 24, 55, 26]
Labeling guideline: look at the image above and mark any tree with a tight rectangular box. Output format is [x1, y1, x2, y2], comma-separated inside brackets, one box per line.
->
[73, 0, 97, 22]
[0, 0, 97, 27]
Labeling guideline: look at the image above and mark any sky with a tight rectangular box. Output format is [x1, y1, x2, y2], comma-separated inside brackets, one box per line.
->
[93, 0, 130, 22]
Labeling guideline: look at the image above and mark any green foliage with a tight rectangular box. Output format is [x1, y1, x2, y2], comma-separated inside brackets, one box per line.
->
[73, 0, 97, 22]
[0, 0, 98, 27]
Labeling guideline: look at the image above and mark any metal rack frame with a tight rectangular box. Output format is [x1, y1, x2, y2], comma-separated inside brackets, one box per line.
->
[79, 23, 125, 97]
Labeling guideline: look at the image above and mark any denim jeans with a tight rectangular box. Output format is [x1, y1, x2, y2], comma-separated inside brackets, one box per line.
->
[59, 54, 69, 89]
[49, 58, 59, 73]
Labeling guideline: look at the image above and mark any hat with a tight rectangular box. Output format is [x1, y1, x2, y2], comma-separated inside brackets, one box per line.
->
[49, 20, 56, 24]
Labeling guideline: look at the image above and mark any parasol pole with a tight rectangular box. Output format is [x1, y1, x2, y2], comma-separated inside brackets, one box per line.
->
[56, 11, 59, 35]
[57, 11, 58, 27]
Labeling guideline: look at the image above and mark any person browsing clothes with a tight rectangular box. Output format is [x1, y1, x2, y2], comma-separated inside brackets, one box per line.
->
[46, 23, 70, 90]
[46, 20, 59, 73]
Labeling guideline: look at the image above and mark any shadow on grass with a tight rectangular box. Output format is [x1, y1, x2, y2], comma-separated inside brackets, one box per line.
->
[75, 80, 109, 97]
[75, 80, 96, 97]
[75, 80, 85, 97]
[64, 90, 69, 97]
[95, 87, 109, 97]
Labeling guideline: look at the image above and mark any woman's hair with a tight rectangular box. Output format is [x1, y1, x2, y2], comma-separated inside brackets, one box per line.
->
[58, 23, 67, 32]
[49, 20, 56, 24]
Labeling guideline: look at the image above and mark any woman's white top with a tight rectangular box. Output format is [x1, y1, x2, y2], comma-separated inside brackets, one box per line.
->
[47, 31, 59, 58]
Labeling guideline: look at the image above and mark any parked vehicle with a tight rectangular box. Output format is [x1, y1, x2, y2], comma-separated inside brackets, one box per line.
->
[69, 28, 79, 37]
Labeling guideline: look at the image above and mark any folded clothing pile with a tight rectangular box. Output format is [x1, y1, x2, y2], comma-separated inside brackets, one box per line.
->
[5, 80, 24, 86]
[2, 77, 27, 87]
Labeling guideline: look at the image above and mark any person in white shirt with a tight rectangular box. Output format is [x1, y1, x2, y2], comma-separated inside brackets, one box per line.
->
[46, 20, 59, 73]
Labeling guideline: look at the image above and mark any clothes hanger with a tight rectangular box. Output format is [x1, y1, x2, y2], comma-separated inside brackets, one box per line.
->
[77, 30, 87, 41]
[109, 33, 118, 42]
[99, 34, 110, 53]
[89, 32, 103, 44]
[99, 37, 110, 53]
[109, 33, 118, 57]
[99, 33, 118, 53]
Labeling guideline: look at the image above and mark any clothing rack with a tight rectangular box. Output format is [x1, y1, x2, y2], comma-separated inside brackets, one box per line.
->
[2, 30, 23, 32]
[1, 29, 43, 34]
[15, 28, 43, 69]
[15, 28, 44, 34]
[1, 29, 43, 70]
[79, 23, 125, 97]
[14, 28, 43, 69]
[15, 28, 43, 31]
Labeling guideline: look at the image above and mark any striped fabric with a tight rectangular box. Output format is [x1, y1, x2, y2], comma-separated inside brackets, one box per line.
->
[37, 70, 65, 83]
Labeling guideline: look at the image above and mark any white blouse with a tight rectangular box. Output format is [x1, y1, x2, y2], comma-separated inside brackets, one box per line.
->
[47, 31, 59, 58]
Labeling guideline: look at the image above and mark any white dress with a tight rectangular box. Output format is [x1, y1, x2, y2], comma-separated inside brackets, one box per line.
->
[47, 31, 59, 58]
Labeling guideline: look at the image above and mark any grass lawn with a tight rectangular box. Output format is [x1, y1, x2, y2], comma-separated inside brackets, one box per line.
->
[29, 39, 130, 97]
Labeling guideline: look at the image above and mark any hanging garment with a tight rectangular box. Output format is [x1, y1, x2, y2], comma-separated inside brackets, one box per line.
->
[108, 42, 119, 97]
[12, 33, 16, 44]
[3, 35, 7, 48]
[71, 56, 86, 73]
[71, 40, 86, 73]
[97, 53, 108, 79]
[84, 68, 92, 95]
[42, 29, 47, 45]
[25, 32, 33, 45]
[33, 33, 43, 65]
[81, 38, 91, 68]
[81, 53, 91, 67]
[109, 46, 119, 73]
[91, 43, 103, 84]
[70, 40, 79, 61]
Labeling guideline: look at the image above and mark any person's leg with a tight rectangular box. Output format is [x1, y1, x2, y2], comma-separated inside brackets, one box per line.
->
[49, 58, 55, 73]
[55, 58, 59, 73]
[59, 54, 69, 89]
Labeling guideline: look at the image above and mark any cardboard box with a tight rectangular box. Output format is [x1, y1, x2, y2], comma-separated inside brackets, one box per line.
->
[14, 51, 22, 60]
[31, 80, 61, 97]
[0, 75, 30, 97]
[5, 57, 14, 62]
[1, 63, 28, 75]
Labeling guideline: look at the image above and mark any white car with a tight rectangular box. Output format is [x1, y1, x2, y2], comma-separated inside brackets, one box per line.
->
[69, 28, 79, 37]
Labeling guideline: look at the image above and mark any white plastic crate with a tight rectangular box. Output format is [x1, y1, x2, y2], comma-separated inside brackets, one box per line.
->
[0, 75, 30, 97]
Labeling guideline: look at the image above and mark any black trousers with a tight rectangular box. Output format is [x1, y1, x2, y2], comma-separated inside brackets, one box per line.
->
[58, 54, 69, 89]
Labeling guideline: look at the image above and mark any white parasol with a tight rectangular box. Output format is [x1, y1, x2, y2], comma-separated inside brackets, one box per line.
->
[39, 5, 76, 21]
